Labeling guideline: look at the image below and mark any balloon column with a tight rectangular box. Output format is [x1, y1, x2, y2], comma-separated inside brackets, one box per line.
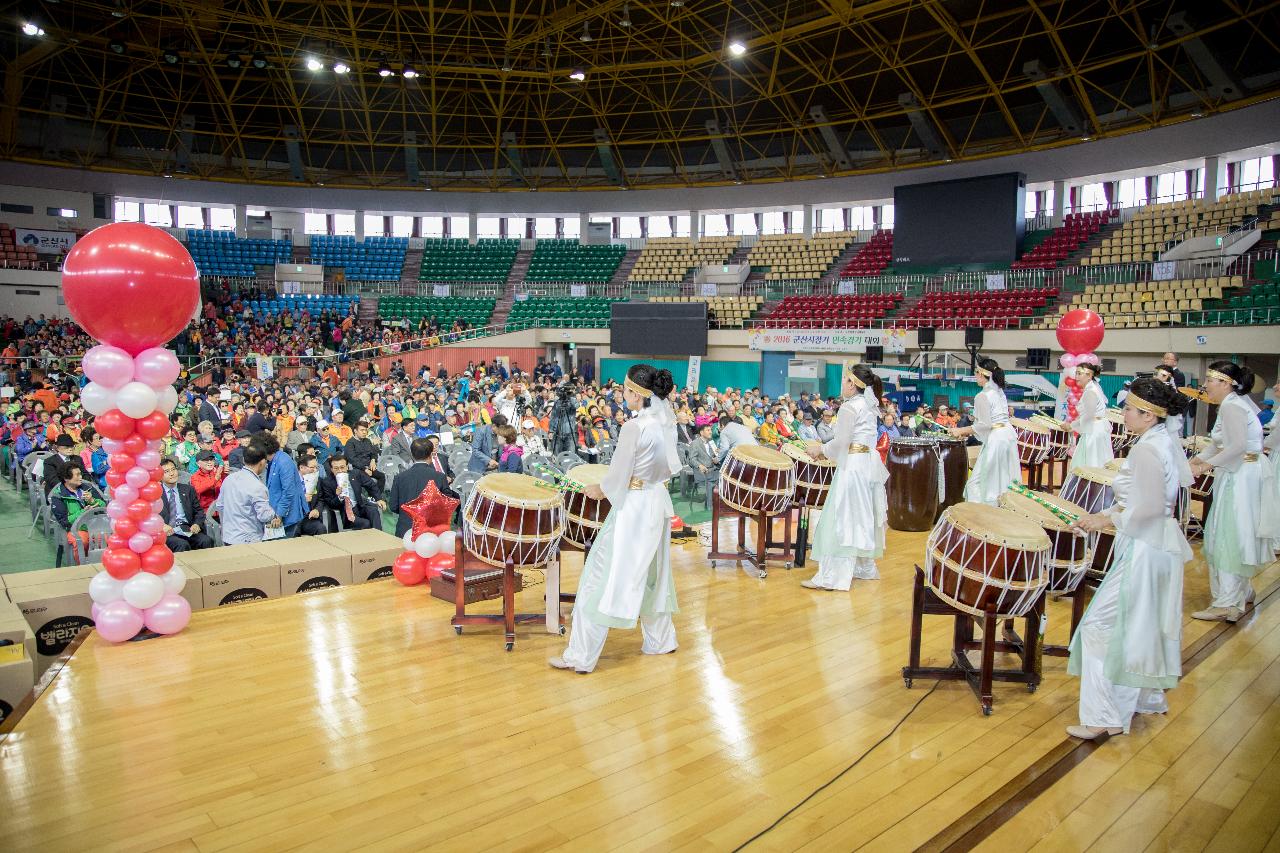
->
[1055, 308, 1105, 422]
[392, 481, 459, 586]
[62, 223, 202, 642]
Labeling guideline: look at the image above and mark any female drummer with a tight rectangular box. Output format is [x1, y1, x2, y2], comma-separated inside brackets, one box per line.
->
[1067, 378, 1192, 740]
[1152, 364, 1184, 440]
[1070, 361, 1115, 470]
[550, 364, 681, 674]
[1189, 362, 1276, 622]
[803, 363, 888, 590]
[949, 357, 1019, 506]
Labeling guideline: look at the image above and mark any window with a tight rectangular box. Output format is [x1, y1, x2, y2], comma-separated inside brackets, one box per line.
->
[1117, 177, 1147, 208]
[421, 216, 444, 238]
[505, 217, 527, 238]
[562, 217, 581, 239]
[448, 215, 469, 239]
[534, 217, 557, 238]
[114, 200, 140, 222]
[879, 204, 895, 229]
[1077, 182, 1107, 211]
[246, 208, 266, 217]
[1155, 171, 1189, 203]
[1024, 193, 1039, 220]
[332, 213, 356, 236]
[363, 213, 386, 237]
[304, 212, 328, 235]
[143, 203, 172, 227]
[702, 214, 728, 237]
[46, 207, 77, 218]
[476, 217, 501, 238]
[760, 211, 785, 234]
[818, 208, 843, 232]
[1236, 156, 1275, 191]
[849, 206, 874, 232]
[731, 213, 757, 236]
[176, 205, 205, 229]
[647, 216, 672, 238]
[209, 207, 236, 231]
[673, 215, 690, 237]
[0, 203, 33, 214]
[390, 215, 414, 237]
[618, 216, 642, 238]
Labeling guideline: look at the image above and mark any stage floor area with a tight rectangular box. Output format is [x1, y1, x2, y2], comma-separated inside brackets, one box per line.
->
[2, 525, 1279, 852]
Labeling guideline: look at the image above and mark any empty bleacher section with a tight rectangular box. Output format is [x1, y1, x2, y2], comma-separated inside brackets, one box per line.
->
[648, 295, 764, 328]
[1082, 195, 1266, 265]
[418, 238, 517, 283]
[1012, 211, 1114, 269]
[308, 235, 407, 281]
[748, 232, 857, 281]
[1031, 276, 1242, 329]
[242, 293, 358, 319]
[378, 296, 495, 328]
[1205, 274, 1280, 324]
[525, 240, 626, 283]
[839, 230, 893, 277]
[761, 294, 902, 328]
[186, 229, 291, 277]
[896, 287, 1059, 330]
[628, 237, 739, 283]
[505, 296, 621, 329]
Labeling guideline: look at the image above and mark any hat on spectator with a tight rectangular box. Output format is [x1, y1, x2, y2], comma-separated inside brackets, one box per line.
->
[235, 429, 252, 439]
[522, 419, 536, 429]
[196, 450, 218, 462]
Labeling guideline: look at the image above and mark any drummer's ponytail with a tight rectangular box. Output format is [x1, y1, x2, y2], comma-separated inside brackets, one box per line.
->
[850, 363, 883, 400]
[1127, 376, 1188, 420]
[976, 357, 1006, 389]
[1208, 360, 1255, 395]
[627, 363, 675, 406]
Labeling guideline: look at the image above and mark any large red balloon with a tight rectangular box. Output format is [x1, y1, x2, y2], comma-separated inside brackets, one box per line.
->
[94, 410, 136, 441]
[140, 544, 174, 575]
[1056, 309, 1105, 355]
[102, 548, 141, 580]
[61, 222, 200, 355]
[134, 412, 171, 441]
[392, 552, 427, 586]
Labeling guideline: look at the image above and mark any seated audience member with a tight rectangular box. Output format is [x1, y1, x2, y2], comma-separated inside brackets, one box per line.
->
[496, 424, 523, 473]
[317, 454, 383, 531]
[343, 418, 379, 471]
[189, 450, 225, 510]
[158, 458, 214, 551]
[296, 453, 328, 536]
[388, 438, 456, 537]
[49, 465, 106, 558]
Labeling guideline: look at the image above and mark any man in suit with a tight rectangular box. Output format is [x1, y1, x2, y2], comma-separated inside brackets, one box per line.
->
[468, 414, 504, 473]
[42, 434, 83, 496]
[384, 423, 414, 467]
[685, 423, 721, 501]
[317, 454, 384, 531]
[425, 434, 453, 482]
[158, 458, 214, 551]
[196, 393, 222, 431]
[388, 438, 457, 537]
[675, 409, 696, 444]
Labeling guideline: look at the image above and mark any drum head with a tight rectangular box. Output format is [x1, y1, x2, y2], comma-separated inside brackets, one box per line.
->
[1183, 435, 1212, 453]
[1010, 417, 1050, 435]
[1072, 465, 1117, 486]
[943, 502, 1051, 550]
[781, 442, 831, 466]
[474, 473, 562, 508]
[732, 444, 792, 470]
[998, 491, 1086, 532]
[891, 437, 937, 447]
[568, 464, 609, 486]
[1031, 414, 1068, 431]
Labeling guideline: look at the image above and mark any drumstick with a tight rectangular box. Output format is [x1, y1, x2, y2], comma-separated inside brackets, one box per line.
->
[530, 462, 584, 493]
[1008, 482, 1080, 526]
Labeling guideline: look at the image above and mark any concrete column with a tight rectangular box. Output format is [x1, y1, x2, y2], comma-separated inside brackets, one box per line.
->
[1203, 156, 1227, 202]
[234, 203, 248, 238]
[801, 204, 814, 238]
[577, 212, 588, 242]
[688, 210, 700, 241]
[355, 210, 366, 240]
[1052, 179, 1066, 226]
[466, 212, 477, 244]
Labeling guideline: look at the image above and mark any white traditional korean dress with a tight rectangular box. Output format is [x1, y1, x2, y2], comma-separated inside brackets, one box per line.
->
[1071, 380, 1115, 470]
[962, 382, 1020, 506]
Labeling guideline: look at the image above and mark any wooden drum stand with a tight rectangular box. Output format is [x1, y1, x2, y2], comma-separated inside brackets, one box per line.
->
[450, 536, 565, 651]
[902, 565, 1044, 716]
[707, 491, 794, 578]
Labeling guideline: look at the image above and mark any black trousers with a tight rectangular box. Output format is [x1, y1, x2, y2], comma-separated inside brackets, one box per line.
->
[166, 532, 214, 552]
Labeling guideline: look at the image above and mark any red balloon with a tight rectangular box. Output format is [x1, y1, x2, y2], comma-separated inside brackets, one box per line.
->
[105, 469, 126, 488]
[425, 552, 454, 579]
[392, 552, 427, 586]
[94, 410, 136, 440]
[61, 222, 200, 355]
[113, 517, 138, 539]
[107, 534, 128, 551]
[108, 453, 136, 472]
[138, 481, 162, 502]
[102, 548, 141, 580]
[135, 412, 171, 441]
[127, 499, 153, 521]
[1056, 309, 1105, 355]
[140, 544, 174, 575]
[122, 434, 147, 456]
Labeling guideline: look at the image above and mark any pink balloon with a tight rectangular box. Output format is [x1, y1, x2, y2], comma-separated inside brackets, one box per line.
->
[1059, 353, 1081, 369]
[151, 499, 164, 514]
[128, 532, 154, 554]
[101, 437, 124, 454]
[91, 602, 104, 623]
[145, 439, 164, 452]
[1080, 352, 1101, 366]
[105, 500, 128, 520]
[112, 483, 138, 504]
[135, 449, 161, 470]
[139, 514, 166, 536]
[82, 345, 135, 390]
[133, 347, 181, 388]
[95, 600, 144, 643]
[143, 594, 191, 635]
[125, 466, 150, 489]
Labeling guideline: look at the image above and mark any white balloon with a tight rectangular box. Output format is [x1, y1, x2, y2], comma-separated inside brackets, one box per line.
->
[156, 385, 179, 415]
[122, 572, 165, 610]
[437, 530, 457, 555]
[116, 381, 159, 419]
[402, 531, 415, 551]
[161, 566, 187, 596]
[80, 382, 117, 416]
[413, 531, 440, 559]
[88, 570, 126, 605]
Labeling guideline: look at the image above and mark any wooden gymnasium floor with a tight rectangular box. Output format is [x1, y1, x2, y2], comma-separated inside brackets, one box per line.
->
[1, 521, 1279, 852]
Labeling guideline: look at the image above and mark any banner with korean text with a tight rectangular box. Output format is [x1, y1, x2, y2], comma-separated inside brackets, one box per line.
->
[748, 327, 908, 354]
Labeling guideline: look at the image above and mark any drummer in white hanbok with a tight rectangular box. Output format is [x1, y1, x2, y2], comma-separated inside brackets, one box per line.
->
[550, 365, 682, 674]
[1152, 365, 1184, 442]
[802, 363, 888, 591]
[1069, 361, 1115, 471]
[1189, 362, 1278, 622]
[1067, 378, 1192, 740]
[950, 357, 1019, 506]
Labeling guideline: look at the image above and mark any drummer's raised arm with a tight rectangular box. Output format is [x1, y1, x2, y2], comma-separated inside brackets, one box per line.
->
[599, 418, 639, 505]
[822, 399, 856, 465]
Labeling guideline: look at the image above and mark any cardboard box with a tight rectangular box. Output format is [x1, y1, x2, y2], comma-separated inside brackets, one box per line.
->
[0, 599, 37, 664]
[175, 565, 203, 613]
[251, 538, 352, 595]
[0, 646, 35, 724]
[2, 564, 99, 595]
[318, 530, 405, 583]
[175, 545, 281, 609]
[8, 578, 94, 677]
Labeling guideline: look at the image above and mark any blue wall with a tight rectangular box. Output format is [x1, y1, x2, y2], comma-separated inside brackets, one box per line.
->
[760, 351, 791, 398]
[600, 357, 761, 393]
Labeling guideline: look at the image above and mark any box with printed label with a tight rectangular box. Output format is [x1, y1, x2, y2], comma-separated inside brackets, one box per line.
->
[2, 563, 99, 595]
[8, 578, 94, 677]
[252, 538, 352, 595]
[318, 530, 404, 583]
[0, 645, 35, 724]
[0, 599, 37, 663]
[175, 545, 281, 608]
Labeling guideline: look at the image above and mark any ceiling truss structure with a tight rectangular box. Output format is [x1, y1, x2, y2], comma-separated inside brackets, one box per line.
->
[1, 0, 1278, 192]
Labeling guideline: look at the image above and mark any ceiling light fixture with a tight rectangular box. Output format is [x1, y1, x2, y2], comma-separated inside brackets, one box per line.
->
[251, 51, 268, 69]
[109, 41, 126, 55]
[1190, 109, 1204, 118]
[670, 0, 684, 7]
[1080, 135, 1093, 141]
[226, 53, 244, 68]
[333, 60, 350, 74]
[727, 41, 747, 57]
[569, 67, 586, 81]
[619, 3, 631, 27]
[305, 56, 323, 71]
[162, 48, 179, 64]
[21, 22, 45, 37]
[402, 63, 418, 79]
[580, 22, 592, 42]
[501, 54, 513, 72]
[377, 61, 392, 77]
[541, 37, 552, 57]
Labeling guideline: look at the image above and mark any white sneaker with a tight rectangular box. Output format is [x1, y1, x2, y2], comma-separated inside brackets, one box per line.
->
[800, 578, 827, 589]
[548, 656, 591, 673]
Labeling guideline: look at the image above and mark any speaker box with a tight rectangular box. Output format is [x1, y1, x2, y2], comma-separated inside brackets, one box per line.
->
[917, 327, 936, 347]
[865, 345, 884, 363]
[964, 327, 985, 347]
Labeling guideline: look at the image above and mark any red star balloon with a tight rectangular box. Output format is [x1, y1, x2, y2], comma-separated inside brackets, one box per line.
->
[401, 481, 459, 539]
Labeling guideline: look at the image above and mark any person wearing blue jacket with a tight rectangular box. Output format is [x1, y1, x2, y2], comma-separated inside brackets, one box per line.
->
[468, 415, 504, 473]
[309, 428, 342, 466]
[253, 433, 308, 535]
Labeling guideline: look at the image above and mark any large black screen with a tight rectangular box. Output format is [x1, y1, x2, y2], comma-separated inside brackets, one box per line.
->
[893, 172, 1026, 269]
[610, 302, 708, 357]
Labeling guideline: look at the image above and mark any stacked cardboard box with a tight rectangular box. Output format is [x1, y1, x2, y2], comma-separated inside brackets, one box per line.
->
[0, 598, 35, 723]
[318, 530, 404, 583]
[252, 537, 352, 594]
[175, 544, 281, 608]
[3, 565, 97, 677]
